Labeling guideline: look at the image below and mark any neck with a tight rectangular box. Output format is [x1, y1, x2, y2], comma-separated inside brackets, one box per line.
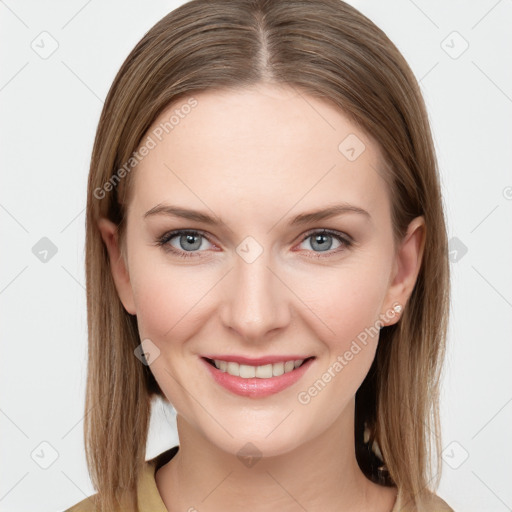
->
[155, 398, 396, 512]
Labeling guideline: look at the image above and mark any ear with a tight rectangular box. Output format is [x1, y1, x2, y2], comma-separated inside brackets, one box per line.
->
[97, 217, 137, 315]
[381, 216, 426, 326]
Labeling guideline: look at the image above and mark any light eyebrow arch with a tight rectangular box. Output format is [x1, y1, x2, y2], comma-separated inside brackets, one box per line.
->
[143, 204, 221, 224]
[288, 203, 371, 225]
[143, 202, 371, 225]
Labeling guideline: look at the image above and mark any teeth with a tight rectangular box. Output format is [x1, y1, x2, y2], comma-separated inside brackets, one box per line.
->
[255, 364, 272, 378]
[213, 359, 305, 378]
[239, 364, 255, 378]
[273, 362, 284, 376]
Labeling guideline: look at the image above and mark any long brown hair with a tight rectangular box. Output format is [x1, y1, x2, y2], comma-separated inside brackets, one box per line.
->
[83, 1, 450, 510]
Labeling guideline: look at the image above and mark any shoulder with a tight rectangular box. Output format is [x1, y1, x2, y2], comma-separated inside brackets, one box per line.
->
[63, 446, 179, 512]
[392, 489, 455, 512]
[64, 494, 99, 512]
[423, 493, 455, 512]
[63, 490, 136, 512]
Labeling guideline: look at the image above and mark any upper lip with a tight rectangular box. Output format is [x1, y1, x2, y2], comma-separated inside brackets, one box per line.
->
[202, 355, 314, 366]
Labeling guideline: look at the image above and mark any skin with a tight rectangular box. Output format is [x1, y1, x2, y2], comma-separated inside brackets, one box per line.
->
[98, 83, 425, 512]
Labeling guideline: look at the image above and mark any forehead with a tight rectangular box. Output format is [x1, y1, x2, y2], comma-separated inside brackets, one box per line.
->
[130, 84, 389, 222]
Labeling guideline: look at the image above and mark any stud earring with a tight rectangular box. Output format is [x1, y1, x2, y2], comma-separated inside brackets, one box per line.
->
[393, 304, 402, 314]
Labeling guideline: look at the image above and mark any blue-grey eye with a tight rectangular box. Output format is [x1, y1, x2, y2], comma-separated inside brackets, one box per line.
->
[310, 232, 335, 252]
[173, 232, 206, 251]
[300, 231, 343, 252]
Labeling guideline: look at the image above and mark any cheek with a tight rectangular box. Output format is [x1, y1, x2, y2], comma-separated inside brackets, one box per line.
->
[131, 266, 204, 342]
[129, 260, 211, 409]
[128, 244, 219, 347]
[290, 259, 390, 350]
[292, 266, 388, 415]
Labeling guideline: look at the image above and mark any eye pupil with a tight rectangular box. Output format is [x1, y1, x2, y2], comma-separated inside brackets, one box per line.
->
[181, 233, 201, 251]
[311, 233, 333, 252]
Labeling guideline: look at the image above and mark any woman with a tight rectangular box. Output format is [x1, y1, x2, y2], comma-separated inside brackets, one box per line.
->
[67, 0, 453, 510]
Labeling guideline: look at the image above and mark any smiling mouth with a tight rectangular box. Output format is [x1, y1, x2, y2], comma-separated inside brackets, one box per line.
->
[203, 356, 315, 379]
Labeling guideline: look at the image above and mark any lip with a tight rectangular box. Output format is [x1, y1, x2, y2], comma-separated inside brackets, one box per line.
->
[200, 356, 315, 398]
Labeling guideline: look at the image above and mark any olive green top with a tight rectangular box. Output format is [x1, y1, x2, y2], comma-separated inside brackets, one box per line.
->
[65, 445, 454, 512]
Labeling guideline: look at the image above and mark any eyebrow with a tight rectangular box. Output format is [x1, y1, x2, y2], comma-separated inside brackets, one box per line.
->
[143, 202, 371, 226]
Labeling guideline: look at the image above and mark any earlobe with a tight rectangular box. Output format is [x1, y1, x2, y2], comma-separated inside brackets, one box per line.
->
[382, 216, 426, 326]
[97, 217, 137, 315]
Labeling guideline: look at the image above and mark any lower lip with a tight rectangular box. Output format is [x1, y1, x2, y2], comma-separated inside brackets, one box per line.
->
[201, 357, 315, 398]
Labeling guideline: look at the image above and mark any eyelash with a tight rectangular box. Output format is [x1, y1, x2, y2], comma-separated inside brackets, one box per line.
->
[155, 229, 353, 259]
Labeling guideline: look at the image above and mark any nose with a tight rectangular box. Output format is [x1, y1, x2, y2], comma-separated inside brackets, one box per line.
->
[219, 246, 291, 343]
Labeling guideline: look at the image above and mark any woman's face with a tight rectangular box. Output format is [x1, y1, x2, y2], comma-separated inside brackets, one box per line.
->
[100, 84, 424, 457]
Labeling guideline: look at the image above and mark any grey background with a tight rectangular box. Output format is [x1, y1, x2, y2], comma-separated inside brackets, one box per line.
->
[1, 1, 511, 511]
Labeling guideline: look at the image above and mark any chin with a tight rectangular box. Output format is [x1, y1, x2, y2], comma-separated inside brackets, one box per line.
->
[193, 413, 316, 462]
[215, 434, 303, 461]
